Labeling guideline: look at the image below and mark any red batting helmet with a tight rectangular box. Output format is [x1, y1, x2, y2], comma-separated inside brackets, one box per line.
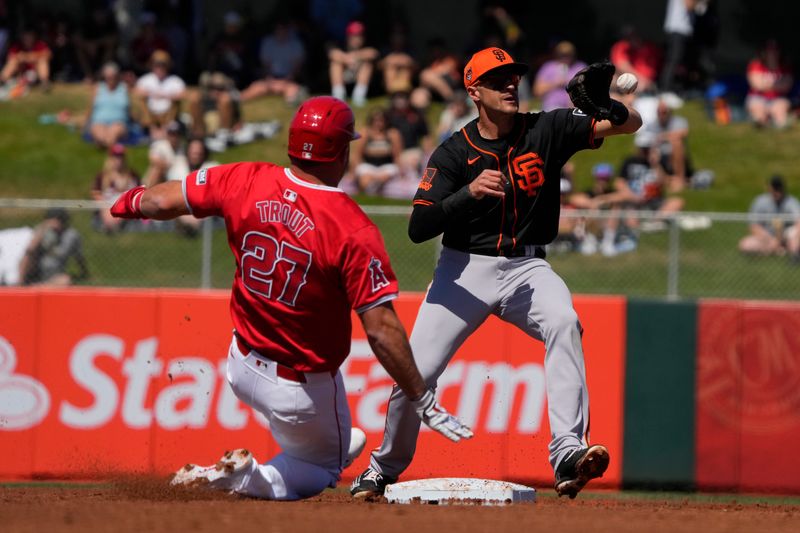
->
[287, 96, 360, 162]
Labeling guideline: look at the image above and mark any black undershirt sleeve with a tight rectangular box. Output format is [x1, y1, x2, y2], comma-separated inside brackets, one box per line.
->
[407, 142, 475, 243]
[408, 186, 475, 243]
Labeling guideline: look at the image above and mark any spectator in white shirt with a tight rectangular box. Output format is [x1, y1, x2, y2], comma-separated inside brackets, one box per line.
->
[134, 50, 186, 139]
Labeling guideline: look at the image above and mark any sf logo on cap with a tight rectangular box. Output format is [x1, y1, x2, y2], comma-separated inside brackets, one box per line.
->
[493, 49, 506, 62]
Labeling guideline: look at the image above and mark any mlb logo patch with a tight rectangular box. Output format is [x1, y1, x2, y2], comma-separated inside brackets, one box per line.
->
[196, 168, 207, 185]
[283, 189, 298, 202]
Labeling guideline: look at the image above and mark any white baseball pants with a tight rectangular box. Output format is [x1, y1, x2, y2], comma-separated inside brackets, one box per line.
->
[225, 337, 352, 500]
[370, 247, 590, 478]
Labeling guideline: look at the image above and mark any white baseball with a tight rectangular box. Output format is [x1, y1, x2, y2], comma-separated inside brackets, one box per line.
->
[616, 73, 638, 94]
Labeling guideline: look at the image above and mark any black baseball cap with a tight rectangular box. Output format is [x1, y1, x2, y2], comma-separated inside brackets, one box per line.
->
[769, 174, 785, 192]
[45, 207, 69, 224]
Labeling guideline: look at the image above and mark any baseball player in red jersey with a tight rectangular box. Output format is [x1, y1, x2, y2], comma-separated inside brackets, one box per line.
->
[110, 96, 472, 500]
[351, 49, 642, 499]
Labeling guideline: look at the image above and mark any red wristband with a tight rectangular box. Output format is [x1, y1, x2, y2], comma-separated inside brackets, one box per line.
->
[110, 186, 147, 219]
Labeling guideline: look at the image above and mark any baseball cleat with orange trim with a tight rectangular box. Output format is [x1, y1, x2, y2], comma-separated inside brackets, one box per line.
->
[554, 444, 609, 499]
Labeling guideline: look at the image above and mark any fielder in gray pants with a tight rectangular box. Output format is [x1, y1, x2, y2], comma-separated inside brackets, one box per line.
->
[373, 247, 588, 472]
[351, 46, 641, 499]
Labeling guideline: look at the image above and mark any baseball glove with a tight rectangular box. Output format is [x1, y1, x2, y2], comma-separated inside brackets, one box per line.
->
[566, 62, 629, 125]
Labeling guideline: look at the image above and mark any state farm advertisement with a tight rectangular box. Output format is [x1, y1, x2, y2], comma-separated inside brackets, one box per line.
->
[0, 289, 625, 486]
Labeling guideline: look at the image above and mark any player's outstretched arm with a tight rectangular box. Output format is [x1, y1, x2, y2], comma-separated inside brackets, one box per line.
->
[110, 181, 190, 221]
[565, 61, 642, 137]
[594, 103, 642, 138]
[359, 302, 473, 442]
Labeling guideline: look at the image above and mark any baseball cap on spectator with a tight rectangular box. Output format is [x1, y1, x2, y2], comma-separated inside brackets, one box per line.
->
[150, 49, 171, 67]
[346, 21, 365, 36]
[109, 143, 126, 156]
[463, 47, 528, 88]
[769, 174, 786, 193]
[592, 163, 614, 180]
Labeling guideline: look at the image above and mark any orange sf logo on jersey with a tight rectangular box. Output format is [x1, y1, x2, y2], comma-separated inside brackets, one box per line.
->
[418, 167, 437, 191]
[512, 153, 545, 197]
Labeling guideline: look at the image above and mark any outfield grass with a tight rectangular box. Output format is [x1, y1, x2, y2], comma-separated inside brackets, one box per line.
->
[2, 85, 799, 298]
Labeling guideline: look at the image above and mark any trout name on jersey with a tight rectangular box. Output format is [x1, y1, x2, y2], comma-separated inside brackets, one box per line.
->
[256, 200, 315, 238]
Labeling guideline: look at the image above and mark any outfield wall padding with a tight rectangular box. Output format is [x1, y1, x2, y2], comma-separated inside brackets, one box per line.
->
[0, 288, 626, 487]
[623, 299, 697, 489]
[695, 300, 800, 493]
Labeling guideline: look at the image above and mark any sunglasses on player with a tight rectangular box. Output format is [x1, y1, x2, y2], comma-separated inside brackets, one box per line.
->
[477, 72, 521, 91]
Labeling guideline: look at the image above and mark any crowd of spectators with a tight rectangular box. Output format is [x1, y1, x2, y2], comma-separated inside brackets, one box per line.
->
[2, 1, 799, 256]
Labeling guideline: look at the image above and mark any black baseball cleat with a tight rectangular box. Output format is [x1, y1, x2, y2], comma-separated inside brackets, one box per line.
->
[554, 444, 610, 499]
[350, 467, 397, 499]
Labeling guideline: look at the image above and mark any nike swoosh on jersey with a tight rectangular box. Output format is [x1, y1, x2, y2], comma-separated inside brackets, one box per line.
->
[468, 156, 481, 165]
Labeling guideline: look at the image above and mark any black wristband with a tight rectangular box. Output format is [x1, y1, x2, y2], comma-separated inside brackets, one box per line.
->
[609, 99, 629, 126]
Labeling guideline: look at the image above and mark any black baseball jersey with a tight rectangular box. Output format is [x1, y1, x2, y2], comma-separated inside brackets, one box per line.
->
[409, 109, 602, 255]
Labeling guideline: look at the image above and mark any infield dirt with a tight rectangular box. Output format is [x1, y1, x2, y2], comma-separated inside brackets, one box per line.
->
[1, 479, 797, 533]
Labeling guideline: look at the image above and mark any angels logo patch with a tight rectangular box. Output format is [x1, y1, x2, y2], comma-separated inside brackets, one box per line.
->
[368, 257, 390, 293]
[196, 168, 207, 185]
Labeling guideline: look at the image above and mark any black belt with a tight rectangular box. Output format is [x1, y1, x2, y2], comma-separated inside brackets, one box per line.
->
[459, 245, 547, 259]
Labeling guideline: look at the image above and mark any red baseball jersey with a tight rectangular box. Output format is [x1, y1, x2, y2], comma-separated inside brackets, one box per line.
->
[183, 162, 399, 372]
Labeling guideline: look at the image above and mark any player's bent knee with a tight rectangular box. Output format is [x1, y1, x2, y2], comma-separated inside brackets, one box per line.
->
[547, 309, 581, 334]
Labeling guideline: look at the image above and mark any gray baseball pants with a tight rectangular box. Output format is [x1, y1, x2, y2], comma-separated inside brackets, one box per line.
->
[369, 246, 590, 478]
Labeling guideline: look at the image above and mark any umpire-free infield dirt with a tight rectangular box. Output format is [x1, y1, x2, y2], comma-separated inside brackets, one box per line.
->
[1, 480, 797, 533]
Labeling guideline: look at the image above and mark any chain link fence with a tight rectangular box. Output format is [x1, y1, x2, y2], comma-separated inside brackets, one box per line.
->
[1, 199, 799, 300]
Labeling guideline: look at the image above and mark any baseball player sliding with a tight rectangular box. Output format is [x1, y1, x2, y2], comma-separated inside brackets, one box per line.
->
[110, 96, 472, 500]
[351, 49, 642, 499]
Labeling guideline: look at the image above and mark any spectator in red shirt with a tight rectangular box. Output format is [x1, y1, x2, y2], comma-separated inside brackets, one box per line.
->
[746, 40, 793, 129]
[328, 21, 378, 108]
[610, 27, 662, 95]
[0, 28, 51, 88]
